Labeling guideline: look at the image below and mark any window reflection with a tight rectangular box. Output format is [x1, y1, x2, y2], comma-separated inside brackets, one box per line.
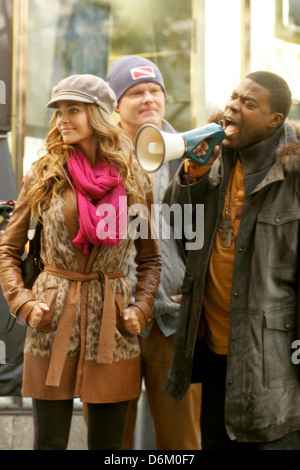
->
[275, 0, 300, 44]
[26, 0, 192, 140]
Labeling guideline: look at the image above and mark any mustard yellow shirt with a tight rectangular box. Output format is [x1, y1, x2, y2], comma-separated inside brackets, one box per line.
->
[202, 159, 245, 355]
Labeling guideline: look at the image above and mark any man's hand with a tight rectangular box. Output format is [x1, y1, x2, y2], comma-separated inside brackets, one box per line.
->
[183, 142, 220, 183]
[28, 303, 50, 328]
[193, 141, 220, 164]
[122, 308, 141, 335]
[193, 140, 209, 157]
[171, 294, 182, 303]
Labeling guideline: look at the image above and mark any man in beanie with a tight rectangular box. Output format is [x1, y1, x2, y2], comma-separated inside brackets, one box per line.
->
[108, 55, 201, 450]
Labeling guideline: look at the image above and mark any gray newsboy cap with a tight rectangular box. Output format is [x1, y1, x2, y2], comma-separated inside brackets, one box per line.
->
[47, 74, 117, 115]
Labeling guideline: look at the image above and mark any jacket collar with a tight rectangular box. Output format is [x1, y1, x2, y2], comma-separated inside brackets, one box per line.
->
[249, 122, 300, 194]
[238, 124, 285, 194]
[162, 119, 175, 133]
[221, 122, 299, 195]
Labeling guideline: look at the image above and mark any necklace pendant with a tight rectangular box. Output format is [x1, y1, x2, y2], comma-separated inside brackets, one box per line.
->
[220, 218, 233, 247]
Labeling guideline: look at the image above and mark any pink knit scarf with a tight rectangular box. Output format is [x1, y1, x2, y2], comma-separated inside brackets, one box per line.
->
[67, 147, 127, 254]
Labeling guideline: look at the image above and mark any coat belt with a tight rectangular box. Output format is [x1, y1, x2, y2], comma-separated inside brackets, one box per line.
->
[43, 264, 124, 387]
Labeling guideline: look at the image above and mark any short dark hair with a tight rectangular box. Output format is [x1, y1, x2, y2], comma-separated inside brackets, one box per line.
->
[246, 71, 292, 119]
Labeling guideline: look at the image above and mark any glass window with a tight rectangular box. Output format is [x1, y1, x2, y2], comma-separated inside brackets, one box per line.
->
[275, 0, 300, 44]
[108, 0, 192, 131]
[26, 0, 111, 138]
[26, 0, 192, 144]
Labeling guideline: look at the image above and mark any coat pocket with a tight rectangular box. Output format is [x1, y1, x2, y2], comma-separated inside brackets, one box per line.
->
[36, 286, 57, 333]
[257, 207, 300, 269]
[263, 306, 298, 387]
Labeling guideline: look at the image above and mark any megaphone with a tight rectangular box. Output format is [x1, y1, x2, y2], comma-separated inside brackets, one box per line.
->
[135, 123, 226, 172]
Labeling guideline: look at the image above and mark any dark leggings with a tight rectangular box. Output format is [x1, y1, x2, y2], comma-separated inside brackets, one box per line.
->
[32, 398, 129, 450]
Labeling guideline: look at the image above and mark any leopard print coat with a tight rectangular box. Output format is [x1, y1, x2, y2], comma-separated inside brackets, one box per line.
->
[0, 169, 161, 403]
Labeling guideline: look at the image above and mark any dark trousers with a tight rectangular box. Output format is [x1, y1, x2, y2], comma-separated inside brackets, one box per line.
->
[32, 398, 129, 450]
[193, 341, 300, 450]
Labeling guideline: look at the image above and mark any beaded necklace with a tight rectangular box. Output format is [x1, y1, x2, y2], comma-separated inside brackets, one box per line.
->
[220, 154, 239, 248]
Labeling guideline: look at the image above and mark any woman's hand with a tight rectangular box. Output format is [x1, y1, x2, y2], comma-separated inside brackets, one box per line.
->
[0, 230, 4, 243]
[27, 302, 50, 328]
[122, 308, 141, 335]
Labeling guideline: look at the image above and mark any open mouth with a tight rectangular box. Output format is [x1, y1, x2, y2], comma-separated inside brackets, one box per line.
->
[223, 117, 239, 137]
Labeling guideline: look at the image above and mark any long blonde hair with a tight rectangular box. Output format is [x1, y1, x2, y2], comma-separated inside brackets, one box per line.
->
[28, 103, 152, 218]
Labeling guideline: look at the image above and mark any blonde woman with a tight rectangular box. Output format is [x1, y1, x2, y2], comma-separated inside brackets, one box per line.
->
[0, 75, 161, 450]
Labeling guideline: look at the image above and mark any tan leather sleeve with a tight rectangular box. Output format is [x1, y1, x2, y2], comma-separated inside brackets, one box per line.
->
[129, 191, 161, 330]
[0, 173, 39, 325]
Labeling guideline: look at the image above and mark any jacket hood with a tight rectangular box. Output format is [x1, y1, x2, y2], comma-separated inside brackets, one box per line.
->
[277, 119, 300, 173]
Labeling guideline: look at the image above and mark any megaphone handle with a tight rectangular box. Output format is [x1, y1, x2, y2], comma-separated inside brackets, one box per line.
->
[187, 135, 221, 165]
[187, 142, 213, 165]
